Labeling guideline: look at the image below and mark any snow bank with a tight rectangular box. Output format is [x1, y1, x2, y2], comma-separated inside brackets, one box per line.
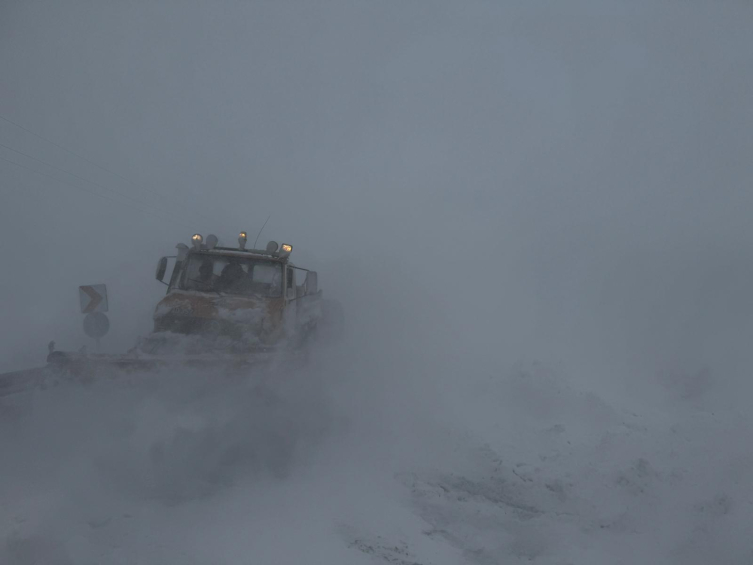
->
[4, 347, 751, 565]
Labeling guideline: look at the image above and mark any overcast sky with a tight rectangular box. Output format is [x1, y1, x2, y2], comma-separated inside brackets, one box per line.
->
[1, 0, 752, 387]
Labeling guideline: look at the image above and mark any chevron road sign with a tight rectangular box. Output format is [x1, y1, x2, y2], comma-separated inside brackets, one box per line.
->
[79, 284, 108, 314]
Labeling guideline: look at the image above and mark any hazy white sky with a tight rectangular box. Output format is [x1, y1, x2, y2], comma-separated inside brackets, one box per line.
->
[1, 0, 752, 381]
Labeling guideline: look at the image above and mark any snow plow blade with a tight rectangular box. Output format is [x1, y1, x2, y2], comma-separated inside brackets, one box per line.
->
[46, 347, 287, 376]
[0, 347, 294, 399]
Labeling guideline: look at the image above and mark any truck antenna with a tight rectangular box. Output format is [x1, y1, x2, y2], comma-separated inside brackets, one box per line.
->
[253, 215, 271, 249]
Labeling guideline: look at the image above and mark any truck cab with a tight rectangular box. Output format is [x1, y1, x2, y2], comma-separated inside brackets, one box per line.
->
[153, 233, 321, 349]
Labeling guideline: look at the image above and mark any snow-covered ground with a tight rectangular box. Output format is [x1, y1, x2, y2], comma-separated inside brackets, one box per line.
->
[2, 335, 751, 565]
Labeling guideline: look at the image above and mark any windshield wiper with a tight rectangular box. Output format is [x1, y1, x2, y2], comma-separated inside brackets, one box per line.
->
[188, 279, 223, 297]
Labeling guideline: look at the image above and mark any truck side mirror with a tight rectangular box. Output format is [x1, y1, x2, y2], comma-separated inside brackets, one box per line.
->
[156, 257, 168, 282]
[305, 271, 318, 294]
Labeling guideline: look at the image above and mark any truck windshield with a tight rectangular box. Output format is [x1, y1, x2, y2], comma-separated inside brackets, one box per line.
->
[180, 254, 283, 297]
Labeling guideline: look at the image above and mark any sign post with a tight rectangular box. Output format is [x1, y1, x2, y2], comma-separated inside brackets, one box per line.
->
[79, 285, 109, 350]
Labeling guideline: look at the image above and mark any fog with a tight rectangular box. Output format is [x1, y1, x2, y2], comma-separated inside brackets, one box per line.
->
[1, 1, 752, 563]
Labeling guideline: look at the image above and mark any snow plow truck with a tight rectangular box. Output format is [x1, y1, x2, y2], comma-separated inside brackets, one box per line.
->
[0, 232, 342, 396]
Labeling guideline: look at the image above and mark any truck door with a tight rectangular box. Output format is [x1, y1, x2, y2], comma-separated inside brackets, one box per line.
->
[283, 267, 297, 335]
[285, 267, 296, 300]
